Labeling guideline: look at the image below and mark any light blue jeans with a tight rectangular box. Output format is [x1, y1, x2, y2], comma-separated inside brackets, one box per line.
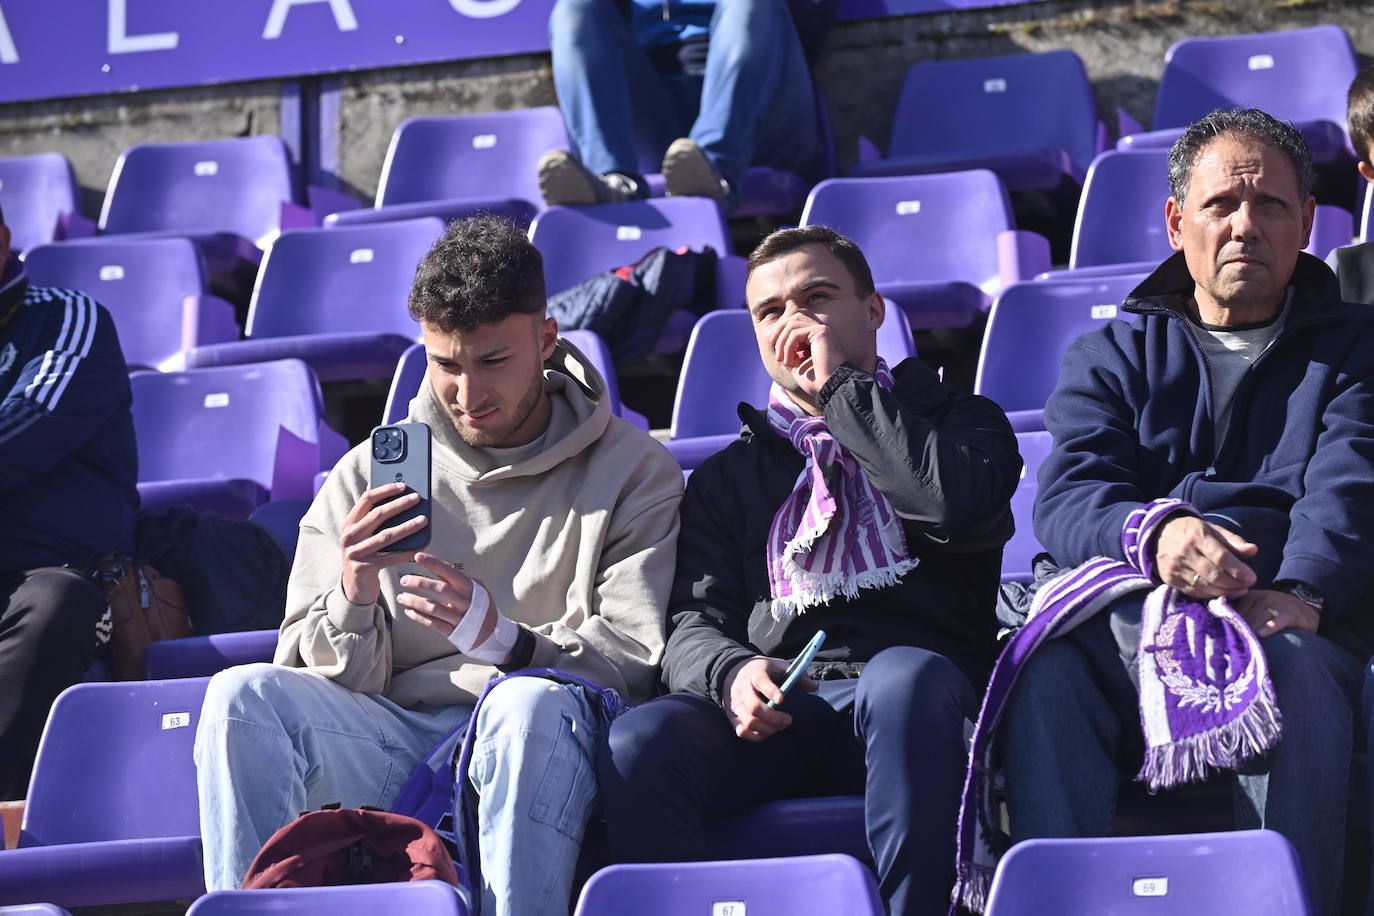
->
[194, 664, 602, 916]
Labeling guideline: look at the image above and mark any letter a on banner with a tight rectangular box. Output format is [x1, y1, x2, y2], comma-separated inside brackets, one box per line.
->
[108, 0, 179, 54]
[263, 0, 360, 39]
[0, 4, 17, 64]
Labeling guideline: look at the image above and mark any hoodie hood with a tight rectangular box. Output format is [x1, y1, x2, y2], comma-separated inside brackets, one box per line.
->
[408, 336, 613, 485]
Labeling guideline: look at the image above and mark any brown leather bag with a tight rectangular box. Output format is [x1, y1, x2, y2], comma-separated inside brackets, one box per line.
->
[97, 556, 193, 680]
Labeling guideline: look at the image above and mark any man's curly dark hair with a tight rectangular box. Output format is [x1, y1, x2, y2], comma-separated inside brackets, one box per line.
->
[408, 215, 546, 333]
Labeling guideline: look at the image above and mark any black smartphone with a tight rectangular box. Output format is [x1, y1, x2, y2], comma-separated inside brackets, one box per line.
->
[368, 422, 432, 553]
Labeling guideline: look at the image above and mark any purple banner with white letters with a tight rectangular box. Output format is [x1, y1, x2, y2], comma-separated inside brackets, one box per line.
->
[0, 0, 1041, 105]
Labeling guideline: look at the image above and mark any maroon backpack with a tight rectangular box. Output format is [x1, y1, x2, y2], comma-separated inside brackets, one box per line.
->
[242, 804, 461, 889]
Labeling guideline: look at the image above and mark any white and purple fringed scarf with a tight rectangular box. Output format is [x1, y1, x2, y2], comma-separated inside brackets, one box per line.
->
[951, 498, 1283, 913]
[765, 359, 917, 620]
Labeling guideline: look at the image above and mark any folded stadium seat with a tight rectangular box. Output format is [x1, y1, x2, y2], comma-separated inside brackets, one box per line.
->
[0, 153, 87, 254]
[638, 88, 838, 220]
[665, 306, 915, 470]
[381, 332, 642, 428]
[984, 830, 1312, 916]
[1116, 25, 1357, 165]
[530, 197, 733, 297]
[575, 853, 882, 916]
[1042, 149, 1356, 281]
[849, 50, 1103, 193]
[23, 238, 239, 372]
[325, 107, 569, 230]
[800, 171, 1051, 330]
[186, 881, 469, 915]
[975, 274, 1146, 432]
[0, 906, 73, 915]
[1001, 430, 1052, 584]
[247, 498, 311, 563]
[0, 678, 210, 908]
[84, 136, 302, 288]
[131, 360, 347, 521]
[183, 219, 444, 382]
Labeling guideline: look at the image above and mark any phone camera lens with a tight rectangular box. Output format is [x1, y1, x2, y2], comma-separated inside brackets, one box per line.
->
[373, 445, 388, 459]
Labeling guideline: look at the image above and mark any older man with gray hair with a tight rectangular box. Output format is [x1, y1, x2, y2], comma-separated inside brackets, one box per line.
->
[995, 109, 1374, 916]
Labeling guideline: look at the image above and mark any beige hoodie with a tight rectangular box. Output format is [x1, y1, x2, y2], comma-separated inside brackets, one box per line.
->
[275, 340, 683, 707]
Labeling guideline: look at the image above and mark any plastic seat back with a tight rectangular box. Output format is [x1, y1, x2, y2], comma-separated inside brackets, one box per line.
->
[0, 153, 80, 253]
[21, 678, 209, 846]
[1003, 430, 1053, 583]
[24, 238, 209, 371]
[246, 219, 444, 339]
[575, 854, 884, 916]
[131, 360, 327, 499]
[1153, 25, 1355, 131]
[671, 310, 771, 439]
[1070, 150, 1172, 270]
[976, 274, 1144, 413]
[889, 50, 1098, 178]
[985, 830, 1313, 916]
[530, 197, 731, 296]
[187, 881, 469, 915]
[379, 108, 568, 208]
[100, 136, 297, 245]
[801, 171, 1014, 291]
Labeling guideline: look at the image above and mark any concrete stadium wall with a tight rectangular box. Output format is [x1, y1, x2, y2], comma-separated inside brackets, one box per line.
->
[0, 0, 1368, 214]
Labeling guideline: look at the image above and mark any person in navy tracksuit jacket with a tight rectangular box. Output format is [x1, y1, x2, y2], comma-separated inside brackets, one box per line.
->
[0, 206, 138, 799]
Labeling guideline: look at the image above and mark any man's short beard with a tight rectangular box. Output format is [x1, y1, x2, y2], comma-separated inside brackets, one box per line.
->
[449, 369, 547, 448]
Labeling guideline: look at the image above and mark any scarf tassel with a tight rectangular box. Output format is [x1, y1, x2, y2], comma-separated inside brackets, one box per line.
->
[1137, 680, 1283, 790]
[951, 862, 995, 915]
[770, 560, 918, 619]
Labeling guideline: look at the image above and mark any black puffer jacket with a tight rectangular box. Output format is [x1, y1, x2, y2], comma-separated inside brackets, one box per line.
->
[662, 358, 1021, 703]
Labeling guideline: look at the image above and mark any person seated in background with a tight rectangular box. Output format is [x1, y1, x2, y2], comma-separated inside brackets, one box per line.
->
[596, 225, 1021, 916]
[0, 203, 139, 800]
[1327, 64, 1374, 302]
[537, 0, 832, 212]
[999, 109, 1374, 916]
[195, 216, 683, 915]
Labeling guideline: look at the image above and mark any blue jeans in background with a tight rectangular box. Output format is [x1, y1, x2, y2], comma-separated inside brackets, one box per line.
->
[597, 645, 977, 916]
[195, 664, 603, 916]
[1001, 601, 1363, 916]
[548, 0, 824, 207]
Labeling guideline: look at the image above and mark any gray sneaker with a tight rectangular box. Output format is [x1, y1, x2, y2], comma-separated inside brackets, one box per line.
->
[538, 149, 639, 207]
[662, 138, 729, 207]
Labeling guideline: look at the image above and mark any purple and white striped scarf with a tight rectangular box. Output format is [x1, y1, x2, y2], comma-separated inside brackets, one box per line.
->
[951, 498, 1282, 913]
[765, 359, 917, 620]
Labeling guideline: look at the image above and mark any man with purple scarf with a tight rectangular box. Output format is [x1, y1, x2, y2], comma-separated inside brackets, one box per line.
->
[988, 109, 1374, 916]
[596, 225, 1021, 916]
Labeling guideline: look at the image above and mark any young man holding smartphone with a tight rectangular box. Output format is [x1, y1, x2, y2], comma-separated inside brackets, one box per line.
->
[596, 226, 1021, 916]
[195, 216, 683, 915]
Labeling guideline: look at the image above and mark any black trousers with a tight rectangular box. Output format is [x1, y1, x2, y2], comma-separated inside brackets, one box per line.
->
[0, 567, 107, 800]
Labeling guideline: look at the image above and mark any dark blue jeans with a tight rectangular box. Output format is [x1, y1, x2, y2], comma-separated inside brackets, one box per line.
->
[548, 0, 824, 202]
[597, 645, 977, 916]
[1002, 600, 1363, 916]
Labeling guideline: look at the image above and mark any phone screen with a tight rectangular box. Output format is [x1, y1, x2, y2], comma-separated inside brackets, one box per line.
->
[767, 629, 826, 708]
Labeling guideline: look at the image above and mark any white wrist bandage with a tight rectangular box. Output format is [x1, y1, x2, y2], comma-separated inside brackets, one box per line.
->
[446, 580, 519, 664]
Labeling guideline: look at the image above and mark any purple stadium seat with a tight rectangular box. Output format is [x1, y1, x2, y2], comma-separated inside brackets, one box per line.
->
[1002, 430, 1052, 583]
[95, 135, 300, 278]
[984, 830, 1312, 916]
[574, 854, 882, 916]
[666, 307, 914, 468]
[850, 50, 1102, 191]
[23, 238, 239, 372]
[326, 107, 569, 229]
[0, 906, 72, 915]
[143, 630, 280, 681]
[131, 360, 346, 521]
[1047, 149, 1353, 280]
[248, 498, 311, 562]
[801, 172, 1050, 329]
[0, 153, 84, 253]
[0, 678, 210, 907]
[187, 881, 469, 915]
[707, 795, 869, 862]
[382, 333, 637, 427]
[975, 274, 1145, 429]
[530, 197, 732, 296]
[183, 219, 443, 381]
[1117, 26, 1356, 164]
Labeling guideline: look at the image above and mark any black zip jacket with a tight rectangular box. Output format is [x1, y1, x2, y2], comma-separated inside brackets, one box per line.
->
[662, 357, 1021, 703]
